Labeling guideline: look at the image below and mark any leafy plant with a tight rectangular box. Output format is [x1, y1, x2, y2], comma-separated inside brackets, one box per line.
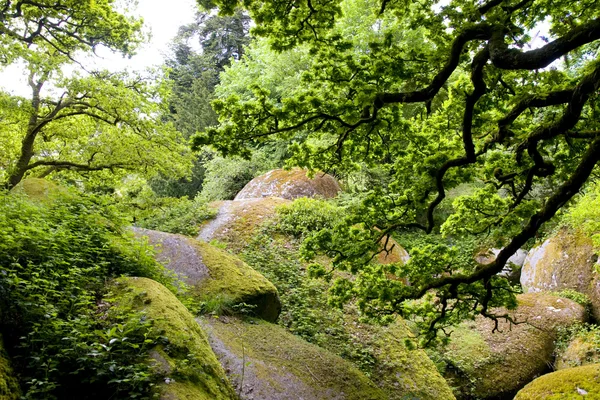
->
[0, 189, 172, 399]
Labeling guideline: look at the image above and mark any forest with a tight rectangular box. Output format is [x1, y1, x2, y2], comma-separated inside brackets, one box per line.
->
[0, 0, 600, 398]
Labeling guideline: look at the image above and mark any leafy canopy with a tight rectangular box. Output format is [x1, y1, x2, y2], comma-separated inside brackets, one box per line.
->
[197, 0, 600, 338]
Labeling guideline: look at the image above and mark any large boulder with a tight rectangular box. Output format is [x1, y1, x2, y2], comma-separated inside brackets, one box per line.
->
[198, 197, 291, 245]
[440, 293, 586, 399]
[555, 329, 600, 370]
[199, 316, 387, 400]
[353, 317, 455, 400]
[10, 178, 63, 202]
[132, 228, 281, 322]
[0, 334, 20, 400]
[234, 168, 341, 201]
[110, 277, 236, 400]
[514, 364, 600, 399]
[521, 228, 600, 320]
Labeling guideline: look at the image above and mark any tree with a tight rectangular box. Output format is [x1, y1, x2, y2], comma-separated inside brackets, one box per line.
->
[1, 52, 191, 189]
[196, 0, 600, 338]
[0, 0, 143, 63]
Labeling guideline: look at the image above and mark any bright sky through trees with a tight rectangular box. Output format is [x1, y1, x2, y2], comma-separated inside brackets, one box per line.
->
[0, 0, 198, 96]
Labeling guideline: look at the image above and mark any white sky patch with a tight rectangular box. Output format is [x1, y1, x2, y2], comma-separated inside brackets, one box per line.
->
[0, 0, 199, 97]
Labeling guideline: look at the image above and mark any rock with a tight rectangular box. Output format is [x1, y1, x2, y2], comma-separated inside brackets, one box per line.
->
[514, 364, 600, 399]
[440, 293, 586, 399]
[110, 277, 236, 400]
[132, 228, 281, 322]
[234, 168, 341, 201]
[0, 334, 20, 400]
[475, 248, 528, 283]
[198, 198, 291, 245]
[357, 318, 455, 400]
[521, 228, 600, 320]
[10, 178, 63, 201]
[198, 316, 387, 400]
[555, 330, 600, 370]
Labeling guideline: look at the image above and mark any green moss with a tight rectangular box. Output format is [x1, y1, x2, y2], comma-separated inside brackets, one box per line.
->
[111, 277, 236, 400]
[514, 364, 600, 399]
[201, 316, 386, 400]
[374, 320, 456, 400]
[436, 293, 586, 399]
[0, 334, 20, 400]
[191, 240, 281, 322]
[10, 178, 62, 202]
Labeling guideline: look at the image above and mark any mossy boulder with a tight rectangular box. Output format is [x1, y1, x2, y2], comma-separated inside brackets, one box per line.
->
[198, 197, 291, 245]
[0, 334, 20, 400]
[514, 364, 600, 399]
[348, 317, 455, 400]
[440, 293, 586, 399]
[133, 228, 281, 322]
[234, 168, 341, 201]
[10, 178, 62, 201]
[110, 277, 236, 400]
[199, 315, 387, 400]
[555, 330, 600, 370]
[521, 228, 600, 320]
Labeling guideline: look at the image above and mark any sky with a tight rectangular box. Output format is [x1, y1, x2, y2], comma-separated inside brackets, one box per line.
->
[0, 0, 199, 96]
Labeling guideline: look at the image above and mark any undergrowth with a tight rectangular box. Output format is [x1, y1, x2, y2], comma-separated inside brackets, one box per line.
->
[0, 189, 175, 399]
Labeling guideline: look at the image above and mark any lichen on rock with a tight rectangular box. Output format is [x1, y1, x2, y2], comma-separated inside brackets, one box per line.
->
[197, 197, 291, 247]
[234, 168, 341, 201]
[514, 364, 600, 399]
[109, 277, 236, 400]
[555, 329, 600, 370]
[199, 315, 387, 400]
[10, 178, 63, 202]
[363, 318, 456, 400]
[521, 228, 600, 320]
[439, 293, 586, 399]
[132, 228, 281, 322]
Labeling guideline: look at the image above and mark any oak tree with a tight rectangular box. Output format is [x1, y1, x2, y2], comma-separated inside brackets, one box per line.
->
[197, 0, 600, 337]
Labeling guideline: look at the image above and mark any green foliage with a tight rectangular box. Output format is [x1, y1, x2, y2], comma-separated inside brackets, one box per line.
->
[0, 0, 143, 64]
[553, 289, 592, 309]
[200, 0, 600, 335]
[0, 189, 172, 398]
[562, 182, 600, 249]
[135, 197, 217, 237]
[276, 198, 342, 237]
[198, 151, 274, 201]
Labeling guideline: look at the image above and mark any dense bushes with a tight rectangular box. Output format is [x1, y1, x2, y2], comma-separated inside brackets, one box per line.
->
[0, 189, 172, 399]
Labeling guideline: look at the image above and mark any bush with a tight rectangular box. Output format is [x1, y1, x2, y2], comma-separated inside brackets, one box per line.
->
[276, 198, 342, 237]
[135, 196, 217, 236]
[0, 189, 172, 399]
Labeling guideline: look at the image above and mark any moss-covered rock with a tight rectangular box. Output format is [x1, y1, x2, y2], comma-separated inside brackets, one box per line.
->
[514, 364, 600, 399]
[555, 329, 600, 370]
[0, 334, 20, 400]
[234, 168, 341, 201]
[199, 315, 387, 400]
[521, 228, 600, 320]
[439, 293, 586, 399]
[110, 277, 236, 400]
[348, 317, 455, 400]
[198, 197, 291, 246]
[132, 228, 281, 322]
[10, 178, 62, 201]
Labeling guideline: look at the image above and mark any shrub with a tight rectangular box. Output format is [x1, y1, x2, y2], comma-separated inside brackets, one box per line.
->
[0, 189, 172, 399]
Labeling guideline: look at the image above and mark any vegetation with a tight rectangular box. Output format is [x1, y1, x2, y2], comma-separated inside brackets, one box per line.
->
[0, 188, 172, 398]
[198, 0, 600, 338]
[1, 0, 600, 398]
